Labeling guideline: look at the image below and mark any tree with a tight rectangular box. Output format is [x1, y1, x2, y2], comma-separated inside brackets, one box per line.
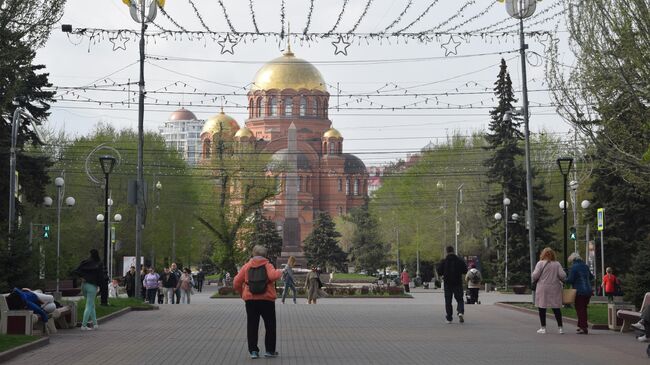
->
[303, 212, 347, 271]
[484, 59, 555, 286]
[197, 133, 276, 274]
[625, 234, 650, 308]
[245, 210, 283, 265]
[347, 202, 386, 274]
[549, 0, 650, 190]
[0, 0, 66, 49]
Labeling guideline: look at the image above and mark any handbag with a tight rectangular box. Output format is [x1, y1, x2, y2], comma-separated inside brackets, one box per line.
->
[531, 262, 549, 291]
[562, 288, 577, 305]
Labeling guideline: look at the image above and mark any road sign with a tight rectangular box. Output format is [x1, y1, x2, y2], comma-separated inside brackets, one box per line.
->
[43, 225, 50, 239]
[597, 208, 604, 231]
[455, 221, 460, 236]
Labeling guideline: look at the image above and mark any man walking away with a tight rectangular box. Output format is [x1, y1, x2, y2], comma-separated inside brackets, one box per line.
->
[437, 246, 468, 324]
[234, 245, 283, 359]
[197, 269, 205, 293]
[123, 266, 136, 298]
[465, 264, 482, 304]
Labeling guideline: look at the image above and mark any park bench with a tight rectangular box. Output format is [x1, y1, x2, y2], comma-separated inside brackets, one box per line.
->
[617, 292, 650, 333]
[44, 279, 81, 297]
[0, 293, 76, 335]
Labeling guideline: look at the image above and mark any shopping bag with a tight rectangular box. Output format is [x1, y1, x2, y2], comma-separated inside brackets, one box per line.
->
[562, 288, 577, 305]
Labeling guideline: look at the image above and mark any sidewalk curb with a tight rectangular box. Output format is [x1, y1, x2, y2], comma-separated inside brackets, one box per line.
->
[77, 305, 159, 327]
[495, 302, 609, 330]
[0, 337, 49, 364]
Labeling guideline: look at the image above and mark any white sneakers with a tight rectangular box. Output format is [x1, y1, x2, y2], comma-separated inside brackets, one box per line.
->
[80, 326, 92, 331]
[638, 335, 648, 342]
[558, 327, 564, 334]
[458, 313, 465, 323]
[537, 327, 546, 334]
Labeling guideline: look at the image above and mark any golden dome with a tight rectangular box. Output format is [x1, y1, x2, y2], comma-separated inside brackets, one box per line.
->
[251, 50, 327, 92]
[235, 126, 254, 138]
[169, 107, 197, 121]
[201, 111, 239, 136]
[323, 128, 342, 139]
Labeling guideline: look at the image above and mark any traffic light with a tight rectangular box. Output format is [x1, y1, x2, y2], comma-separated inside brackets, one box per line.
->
[569, 226, 577, 241]
[43, 225, 50, 239]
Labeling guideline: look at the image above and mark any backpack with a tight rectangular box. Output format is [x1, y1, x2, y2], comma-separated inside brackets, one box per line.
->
[470, 271, 480, 284]
[247, 265, 268, 294]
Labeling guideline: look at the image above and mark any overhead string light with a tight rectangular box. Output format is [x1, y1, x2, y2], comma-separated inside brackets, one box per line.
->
[303, 0, 315, 35]
[187, 0, 212, 32]
[394, 0, 441, 34]
[158, 6, 187, 32]
[217, 0, 238, 34]
[418, 1, 476, 34]
[347, 0, 374, 34]
[248, 0, 260, 34]
[442, 1, 498, 33]
[381, 0, 414, 34]
[325, 0, 349, 36]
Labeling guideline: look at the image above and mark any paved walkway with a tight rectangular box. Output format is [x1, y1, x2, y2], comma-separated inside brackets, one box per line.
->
[6, 286, 647, 365]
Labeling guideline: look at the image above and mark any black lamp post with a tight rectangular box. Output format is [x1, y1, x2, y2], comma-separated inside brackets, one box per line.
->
[99, 155, 116, 305]
[557, 157, 573, 269]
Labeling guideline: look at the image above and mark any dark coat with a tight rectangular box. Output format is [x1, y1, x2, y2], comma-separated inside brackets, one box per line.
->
[161, 272, 178, 288]
[566, 259, 594, 296]
[123, 271, 136, 291]
[73, 259, 104, 286]
[437, 254, 468, 287]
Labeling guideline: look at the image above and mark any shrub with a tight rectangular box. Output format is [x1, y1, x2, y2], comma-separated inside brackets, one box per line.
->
[387, 286, 403, 295]
[218, 287, 234, 295]
[360, 286, 369, 295]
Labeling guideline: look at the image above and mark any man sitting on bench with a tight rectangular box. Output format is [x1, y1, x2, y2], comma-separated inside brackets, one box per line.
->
[633, 305, 650, 342]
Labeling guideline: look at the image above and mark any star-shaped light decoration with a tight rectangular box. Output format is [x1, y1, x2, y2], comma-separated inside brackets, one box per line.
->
[441, 36, 461, 57]
[539, 33, 560, 55]
[218, 34, 239, 55]
[331, 35, 351, 56]
[109, 32, 130, 51]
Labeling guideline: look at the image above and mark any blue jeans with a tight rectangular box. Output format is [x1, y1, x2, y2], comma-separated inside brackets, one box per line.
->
[444, 284, 464, 321]
[282, 282, 297, 303]
[82, 282, 98, 327]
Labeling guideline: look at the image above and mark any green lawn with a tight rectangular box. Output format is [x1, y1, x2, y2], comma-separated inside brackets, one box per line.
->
[76, 297, 154, 322]
[510, 303, 609, 324]
[331, 273, 377, 282]
[0, 335, 39, 353]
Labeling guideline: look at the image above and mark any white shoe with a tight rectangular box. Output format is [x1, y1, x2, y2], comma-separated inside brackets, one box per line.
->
[537, 327, 546, 334]
[93, 324, 99, 330]
[632, 322, 645, 331]
[445, 320, 452, 324]
[638, 335, 648, 342]
[80, 326, 92, 331]
[558, 327, 564, 334]
[458, 313, 464, 323]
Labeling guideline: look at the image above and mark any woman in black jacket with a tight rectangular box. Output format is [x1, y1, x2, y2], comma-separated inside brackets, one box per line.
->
[73, 249, 103, 330]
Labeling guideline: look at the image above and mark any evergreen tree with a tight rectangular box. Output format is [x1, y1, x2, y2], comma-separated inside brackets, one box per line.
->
[246, 210, 283, 265]
[347, 203, 386, 274]
[483, 59, 556, 286]
[303, 212, 347, 271]
[625, 234, 650, 308]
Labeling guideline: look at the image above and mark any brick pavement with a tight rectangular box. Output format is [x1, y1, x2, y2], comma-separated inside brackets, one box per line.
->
[5, 286, 647, 365]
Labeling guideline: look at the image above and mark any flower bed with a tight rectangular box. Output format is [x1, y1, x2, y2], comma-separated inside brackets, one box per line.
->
[211, 285, 410, 298]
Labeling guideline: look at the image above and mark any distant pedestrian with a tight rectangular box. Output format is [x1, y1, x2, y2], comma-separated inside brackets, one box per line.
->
[143, 268, 160, 305]
[437, 246, 468, 324]
[602, 267, 620, 302]
[281, 256, 297, 304]
[123, 266, 136, 297]
[401, 268, 410, 293]
[179, 268, 194, 304]
[233, 245, 283, 359]
[566, 253, 594, 334]
[225, 272, 232, 287]
[196, 269, 205, 292]
[532, 247, 566, 334]
[305, 267, 322, 304]
[161, 267, 178, 304]
[171, 263, 182, 304]
[73, 249, 103, 330]
[465, 264, 482, 304]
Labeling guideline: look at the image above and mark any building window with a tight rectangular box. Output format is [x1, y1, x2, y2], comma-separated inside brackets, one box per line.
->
[284, 97, 293, 116]
[203, 140, 211, 159]
[354, 179, 359, 195]
[345, 178, 350, 195]
[249, 99, 254, 118]
[305, 176, 310, 192]
[329, 142, 335, 154]
[314, 99, 320, 116]
[269, 96, 277, 116]
[337, 206, 343, 216]
[338, 178, 343, 192]
[258, 98, 265, 117]
[298, 175, 302, 192]
[300, 97, 307, 116]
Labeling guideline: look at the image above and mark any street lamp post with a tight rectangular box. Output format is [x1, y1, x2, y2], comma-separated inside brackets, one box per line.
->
[44, 177, 75, 299]
[150, 180, 162, 268]
[569, 180, 579, 253]
[436, 181, 447, 256]
[99, 155, 116, 305]
[557, 157, 574, 269]
[455, 183, 464, 254]
[96, 212, 122, 279]
[505, 0, 538, 293]
[494, 197, 516, 291]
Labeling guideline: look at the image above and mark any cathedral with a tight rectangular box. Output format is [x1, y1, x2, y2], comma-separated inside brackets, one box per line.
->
[169, 46, 368, 263]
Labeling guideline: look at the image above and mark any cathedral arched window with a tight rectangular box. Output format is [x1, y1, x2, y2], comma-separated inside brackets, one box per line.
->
[345, 178, 350, 195]
[249, 99, 254, 118]
[314, 99, 320, 116]
[305, 176, 310, 192]
[300, 96, 307, 116]
[337, 206, 343, 216]
[284, 97, 293, 116]
[324, 100, 328, 118]
[203, 140, 211, 159]
[329, 142, 335, 154]
[269, 96, 277, 116]
[298, 175, 302, 192]
[258, 98, 265, 117]
[338, 178, 343, 192]
[354, 179, 359, 195]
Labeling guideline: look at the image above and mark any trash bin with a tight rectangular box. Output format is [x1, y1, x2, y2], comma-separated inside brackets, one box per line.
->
[608, 303, 635, 330]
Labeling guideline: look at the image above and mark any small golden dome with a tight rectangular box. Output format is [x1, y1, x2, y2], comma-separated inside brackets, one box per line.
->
[235, 127, 254, 138]
[323, 128, 342, 139]
[201, 111, 239, 136]
[252, 50, 327, 92]
[169, 107, 197, 121]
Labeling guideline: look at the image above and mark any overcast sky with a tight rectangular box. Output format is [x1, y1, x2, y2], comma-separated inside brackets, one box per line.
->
[36, 0, 573, 166]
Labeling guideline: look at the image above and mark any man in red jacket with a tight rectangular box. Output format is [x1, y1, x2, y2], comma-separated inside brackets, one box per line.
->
[234, 245, 283, 359]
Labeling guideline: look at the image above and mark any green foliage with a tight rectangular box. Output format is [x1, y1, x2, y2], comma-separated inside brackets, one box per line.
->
[303, 212, 347, 271]
[347, 203, 386, 274]
[483, 59, 556, 286]
[244, 210, 283, 264]
[0, 230, 40, 293]
[0, 335, 39, 353]
[0, 0, 67, 49]
[624, 234, 650, 308]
